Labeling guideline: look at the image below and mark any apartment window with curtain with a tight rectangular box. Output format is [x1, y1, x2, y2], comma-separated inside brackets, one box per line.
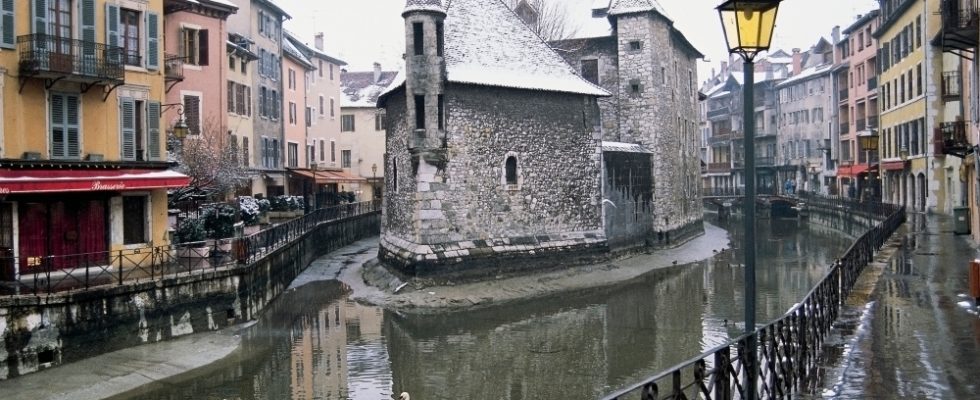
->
[341, 150, 351, 168]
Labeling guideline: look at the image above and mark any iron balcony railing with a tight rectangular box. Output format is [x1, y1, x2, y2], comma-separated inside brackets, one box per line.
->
[164, 53, 184, 81]
[707, 162, 731, 173]
[942, 0, 980, 29]
[17, 34, 124, 83]
[604, 194, 906, 400]
[756, 156, 775, 167]
[0, 201, 381, 296]
[707, 108, 729, 119]
[942, 71, 962, 99]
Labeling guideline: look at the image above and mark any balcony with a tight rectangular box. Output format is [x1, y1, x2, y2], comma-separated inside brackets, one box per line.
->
[839, 88, 849, 102]
[867, 115, 879, 129]
[935, 0, 979, 55]
[936, 121, 970, 157]
[942, 71, 962, 100]
[707, 107, 729, 119]
[164, 53, 184, 92]
[17, 34, 124, 92]
[707, 162, 731, 173]
[867, 76, 878, 89]
[856, 118, 866, 132]
[708, 133, 731, 145]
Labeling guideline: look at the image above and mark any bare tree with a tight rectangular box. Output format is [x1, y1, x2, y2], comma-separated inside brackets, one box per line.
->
[168, 118, 249, 205]
[507, 0, 580, 42]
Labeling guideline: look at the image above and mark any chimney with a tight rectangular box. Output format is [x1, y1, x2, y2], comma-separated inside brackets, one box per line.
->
[792, 48, 802, 76]
[832, 26, 840, 46]
[373, 62, 382, 83]
[314, 32, 324, 51]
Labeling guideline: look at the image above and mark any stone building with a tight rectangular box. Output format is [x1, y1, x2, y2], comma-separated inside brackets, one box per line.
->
[340, 64, 402, 201]
[377, 0, 704, 279]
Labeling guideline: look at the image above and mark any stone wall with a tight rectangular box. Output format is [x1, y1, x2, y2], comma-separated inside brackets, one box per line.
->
[603, 151, 655, 249]
[552, 36, 622, 140]
[0, 212, 380, 380]
[381, 84, 605, 277]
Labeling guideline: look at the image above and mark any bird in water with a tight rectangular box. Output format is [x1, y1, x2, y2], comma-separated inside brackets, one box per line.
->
[399, 393, 411, 400]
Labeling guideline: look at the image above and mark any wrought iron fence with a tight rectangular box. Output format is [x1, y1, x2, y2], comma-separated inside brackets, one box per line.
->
[0, 201, 381, 296]
[602, 194, 905, 400]
[17, 33, 125, 82]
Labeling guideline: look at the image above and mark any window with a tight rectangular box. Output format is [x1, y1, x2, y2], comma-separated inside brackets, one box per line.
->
[342, 115, 355, 131]
[288, 142, 298, 168]
[629, 79, 642, 96]
[181, 28, 209, 66]
[49, 93, 80, 159]
[330, 140, 336, 163]
[413, 22, 424, 56]
[341, 150, 351, 168]
[916, 63, 922, 96]
[288, 68, 296, 90]
[376, 111, 386, 131]
[242, 137, 249, 167]
[270, 90, 279, 120]
[438, 94, 445, 130]
[259, 87, 268, 117]
[330, 64, 334, 80]
[629, 41, 642, 51]
[307, 145, 314, 167]
[319, 140, 325, 162]
[120, 9, 141, 66]
[229, 55, 235, 70]
[319, 95, 325, 115]
[318, 60, 323, 77]
[183, 94, 201, 135]
[415, 95, 426, 129]
[505, 156, 518, 186]
[392, 163, 398, 192]
[306, 107, 312, 127]
[271, 138, 280, 167]
[436, 21, 445, 56]
[122, 196, 147, 245]
[330, 98, 336, 117]
[48, 0, 71, 39]
[241, 59, 247, 73]
[288, 102, 297, 125]
[227, 81, 235, 113]
[581, 59, 599, 84]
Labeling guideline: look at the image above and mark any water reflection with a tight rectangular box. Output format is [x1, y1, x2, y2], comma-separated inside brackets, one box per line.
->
[113, 217, 854, 400]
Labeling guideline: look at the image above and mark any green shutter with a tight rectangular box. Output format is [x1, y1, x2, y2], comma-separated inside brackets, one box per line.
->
[0, 0, 14, 49]
[50, 94, 65, 158]
[66, 95, 80, 158]
[105, 3, 119, 48]
[79, 0, 95, 55]
[31, 0, 47, 35]
[146, 12, 159, 70]
[120, 98, 136, 160]
[147, 101, 161, 160]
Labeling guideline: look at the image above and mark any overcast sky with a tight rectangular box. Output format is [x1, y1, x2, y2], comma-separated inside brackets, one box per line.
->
[274, 0, 880, 82]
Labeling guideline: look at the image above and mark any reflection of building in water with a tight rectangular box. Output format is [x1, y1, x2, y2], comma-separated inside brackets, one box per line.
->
[289, 298, 389, 400]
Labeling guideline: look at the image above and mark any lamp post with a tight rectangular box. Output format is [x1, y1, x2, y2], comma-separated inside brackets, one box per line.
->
[900, 145, 909, 208]
[717, 1, 781, 398]
[372, 163, 378, 200]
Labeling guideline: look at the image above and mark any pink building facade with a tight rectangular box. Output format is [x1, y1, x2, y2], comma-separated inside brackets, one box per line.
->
[834, 11, 880, 198]
[282, 34, 314, 194]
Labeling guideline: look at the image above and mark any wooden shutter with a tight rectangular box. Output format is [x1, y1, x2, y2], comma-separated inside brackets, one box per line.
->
[49, 94, 80, 159]
[147, 101, 161, 160]
[0, 0, 15, 49]
[105, 3, 119, 64]
[120, 98, 136, 160]
[198, 29, 209, 66]
[146, 12, 159, 70]
[183, 95, 200, 135]
[227, 82, 235, 112]
[66, 95, 79, 158]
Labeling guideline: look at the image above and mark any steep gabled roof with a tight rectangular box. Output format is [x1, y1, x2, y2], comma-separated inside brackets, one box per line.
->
[607, 0, 669, 19]
[282, 33, 314, 70]
[342, 70, 401, 108]
[382, 0, 609, 102]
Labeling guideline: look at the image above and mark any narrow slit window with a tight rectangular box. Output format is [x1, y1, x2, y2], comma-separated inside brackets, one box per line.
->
[415, 95, 426, 130]
[505, 156, 518, 185]
[437, 94, 445, 130]
[413, 22, 424, 56]
[392, 163, 398, 192]
[436, 22, 445, 56]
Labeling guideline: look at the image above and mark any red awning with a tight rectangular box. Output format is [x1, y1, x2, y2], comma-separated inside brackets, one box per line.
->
[0, 169, 190, 194]
[837, 164, 869, 177]
[881, 161, 906, 171]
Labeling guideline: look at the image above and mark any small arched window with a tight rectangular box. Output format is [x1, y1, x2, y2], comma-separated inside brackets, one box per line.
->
[505, 156, 518, 185]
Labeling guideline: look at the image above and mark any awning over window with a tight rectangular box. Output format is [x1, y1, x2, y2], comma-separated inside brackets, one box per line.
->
[837, 164, 869, 177]
[289, 169, 366, 184]
[881, 161, 906, 171]
[0, 169, 190, 194]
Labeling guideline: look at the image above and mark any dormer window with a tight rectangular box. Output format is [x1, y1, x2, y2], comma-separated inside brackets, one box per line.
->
[413, 22, 424, 56]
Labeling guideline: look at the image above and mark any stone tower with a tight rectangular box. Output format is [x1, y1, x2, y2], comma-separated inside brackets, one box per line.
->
[401, 0, 450, 244]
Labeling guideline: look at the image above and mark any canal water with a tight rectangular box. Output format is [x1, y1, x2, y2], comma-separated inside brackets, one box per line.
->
[109, 216, 855, 400]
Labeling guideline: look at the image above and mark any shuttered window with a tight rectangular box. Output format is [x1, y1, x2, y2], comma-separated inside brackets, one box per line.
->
[183, 94, 201, 135]
[0, 0, 14, 49]
[147, 101, 161, 160]
[120, 97, 136, 160]
[50, 93, 80, 159]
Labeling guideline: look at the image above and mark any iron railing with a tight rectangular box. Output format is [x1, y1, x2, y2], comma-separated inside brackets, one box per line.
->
[701, 186, 780, 198]
[0, 201, 381, 296]
[17, 34, 124, 82]
[603, 193, 905, 400]
[707, 162, 731, 173]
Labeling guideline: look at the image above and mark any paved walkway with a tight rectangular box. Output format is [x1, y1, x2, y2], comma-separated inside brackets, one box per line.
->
[818, 213, 980, 399]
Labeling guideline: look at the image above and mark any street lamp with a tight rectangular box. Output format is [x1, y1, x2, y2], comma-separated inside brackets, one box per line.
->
[718, 1, 781, 398]
[372, 163, 378, 200]
[900, 145, 909, 208]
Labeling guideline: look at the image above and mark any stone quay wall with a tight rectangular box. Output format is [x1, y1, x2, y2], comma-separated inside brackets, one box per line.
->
[0, 212, 380, 380]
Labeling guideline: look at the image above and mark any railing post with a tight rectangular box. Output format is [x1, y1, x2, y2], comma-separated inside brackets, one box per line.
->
[715, 347, 732, 400]
[117, 251, 124, 285]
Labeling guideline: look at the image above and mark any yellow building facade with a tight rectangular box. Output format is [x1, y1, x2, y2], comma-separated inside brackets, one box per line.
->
[0, 0, 187, 280]
[877, 0, 964, 214]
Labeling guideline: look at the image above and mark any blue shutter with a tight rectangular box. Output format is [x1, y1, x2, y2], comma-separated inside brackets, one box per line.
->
[50, 94, 65, 158]
[146, 12, 159, 70]
[31, 0, 47, 35]
[105, 3, 119, 48]
[147, 101, 161, 160]
[0, 0, 14, 49]
[120, 98, 136, 160]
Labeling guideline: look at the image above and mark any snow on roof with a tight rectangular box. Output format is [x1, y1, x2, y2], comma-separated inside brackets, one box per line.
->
[602, 141, 651, 153]
[342, 70, 402, 108]
[608, 0, 670, 20]
[776, 63, 833, 87]
[404, 0, 446, 14]
[385, 0, 609, 98]
[765, 56, 793, 64]
[592, 0, 611, 9]
[201, 0, 237, 8]
[282, 35, 313, 69]
[709, 90, 730, 99]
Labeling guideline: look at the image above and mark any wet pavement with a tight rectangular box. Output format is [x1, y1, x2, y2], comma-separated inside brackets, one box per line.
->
[817, 213, 980, 399]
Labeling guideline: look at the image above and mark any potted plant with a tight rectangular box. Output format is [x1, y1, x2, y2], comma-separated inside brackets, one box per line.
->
[204, 203, 237, 252]
[174, 217, 210, 258]
[239, 196, 268, 235]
